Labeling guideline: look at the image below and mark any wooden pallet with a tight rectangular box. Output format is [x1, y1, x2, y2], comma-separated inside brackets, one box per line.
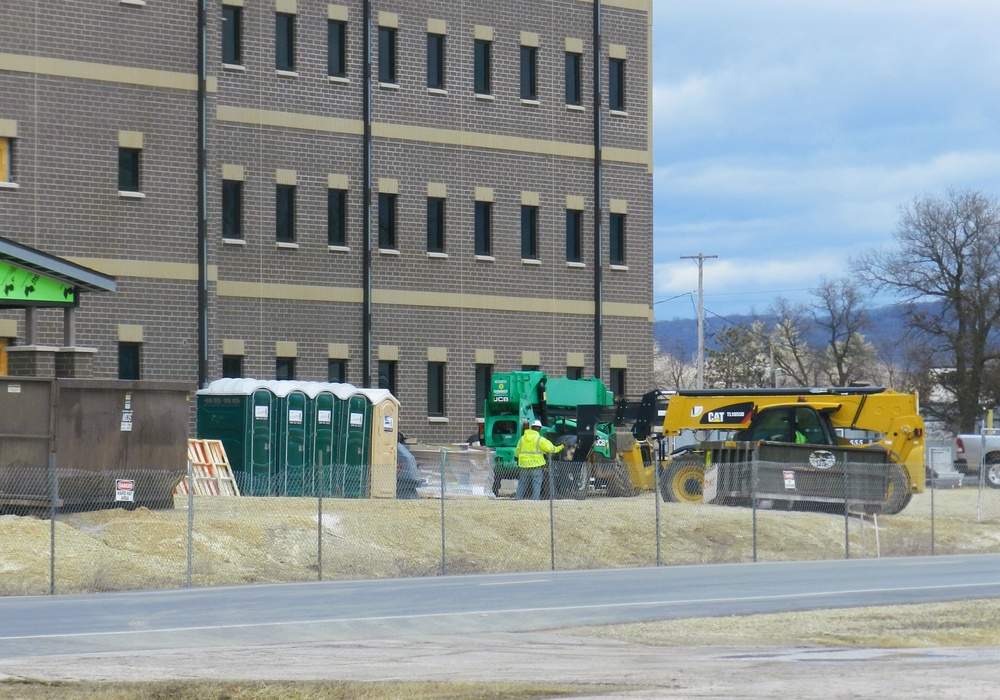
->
[175, 439, 241, 496]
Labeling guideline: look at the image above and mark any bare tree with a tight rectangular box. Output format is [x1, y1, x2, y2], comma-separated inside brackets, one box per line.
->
[852, 189, 1000, 432]
[653, 342, 695, 390]
[768, 298, 819, 385]
[705, 321, 772, 388]
[810, 277, 874, 386]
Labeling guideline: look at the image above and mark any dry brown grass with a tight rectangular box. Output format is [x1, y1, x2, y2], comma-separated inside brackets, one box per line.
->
[1, 488, 998, 595]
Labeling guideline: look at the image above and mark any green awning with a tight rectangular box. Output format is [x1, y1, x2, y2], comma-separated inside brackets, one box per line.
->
[0, 235, 115, 307]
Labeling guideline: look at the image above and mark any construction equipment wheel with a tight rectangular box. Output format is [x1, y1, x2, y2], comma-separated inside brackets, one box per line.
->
[661, 458, 704, 504]
[881, 463, 913, 515]
[561, 462, 590, 500]
[605, 461, 636, 497]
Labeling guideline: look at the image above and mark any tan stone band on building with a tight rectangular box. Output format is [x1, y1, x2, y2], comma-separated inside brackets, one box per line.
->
[69, 258, 650, 320]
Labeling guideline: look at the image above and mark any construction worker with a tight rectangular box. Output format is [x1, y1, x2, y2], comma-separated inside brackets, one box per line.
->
[514, 419, 564, 500]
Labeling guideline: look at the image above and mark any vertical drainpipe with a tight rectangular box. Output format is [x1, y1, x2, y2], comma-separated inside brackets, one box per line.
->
[592, 0, 604, 381]
[362, 0, 373, 387]
[197, 0, 209, 388]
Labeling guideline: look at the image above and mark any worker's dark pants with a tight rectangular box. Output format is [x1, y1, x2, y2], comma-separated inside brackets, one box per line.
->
[515, 466, 543, 500]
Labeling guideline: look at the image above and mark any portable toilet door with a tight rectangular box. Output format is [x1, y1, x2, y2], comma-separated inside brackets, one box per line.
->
[248, 388, 278, 495]
[279, 388, 309, 496]
[361, 389, 399, 498]
[311, 389, 340, 496]
[341, 392, 371, 498]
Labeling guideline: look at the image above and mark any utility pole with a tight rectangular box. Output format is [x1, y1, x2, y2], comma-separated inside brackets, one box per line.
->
[680, 253, 717, 389]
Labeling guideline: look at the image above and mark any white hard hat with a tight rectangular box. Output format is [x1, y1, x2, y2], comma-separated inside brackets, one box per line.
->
[531, 419, 543, 428]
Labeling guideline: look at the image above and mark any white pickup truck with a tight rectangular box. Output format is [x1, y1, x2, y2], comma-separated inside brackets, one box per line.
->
[954, 434, 1000, 488]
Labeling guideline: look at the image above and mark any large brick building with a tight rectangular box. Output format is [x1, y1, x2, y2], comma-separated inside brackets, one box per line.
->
[0, 0, 653, 443]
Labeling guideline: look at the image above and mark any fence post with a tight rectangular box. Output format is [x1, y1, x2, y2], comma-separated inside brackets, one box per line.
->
[751, 452, 758, 563]
[49, 452, 56, 596]
[548, 457, 555, 571]
[843, 461, 850, 559]
[440, 450, 446, 576]
[186, 458, 193, 587]
[930, 480, 935, 556]
[654, 439, 663, 567]
[317, 460, 323, 581]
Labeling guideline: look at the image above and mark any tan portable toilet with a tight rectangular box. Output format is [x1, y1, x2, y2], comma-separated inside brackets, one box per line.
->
[358, 388, 399, 498]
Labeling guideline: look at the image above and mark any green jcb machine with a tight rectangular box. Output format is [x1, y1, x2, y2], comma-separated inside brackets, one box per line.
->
[481, 371, 641, 498]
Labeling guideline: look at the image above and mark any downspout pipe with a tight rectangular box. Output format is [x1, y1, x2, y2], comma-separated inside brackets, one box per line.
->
[592, 0, 604, 381]
[196, 0, 209, 388]
[362, 0, 373, 387]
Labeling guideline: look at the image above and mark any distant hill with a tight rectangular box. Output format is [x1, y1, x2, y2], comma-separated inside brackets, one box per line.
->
[654, 303, 925, 363]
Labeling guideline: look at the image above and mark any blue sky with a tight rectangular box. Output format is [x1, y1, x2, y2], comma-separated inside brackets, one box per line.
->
[652, 1, 1000, 321]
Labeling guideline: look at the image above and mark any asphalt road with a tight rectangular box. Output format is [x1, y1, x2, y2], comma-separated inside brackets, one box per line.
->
[1, 555, 999, 697]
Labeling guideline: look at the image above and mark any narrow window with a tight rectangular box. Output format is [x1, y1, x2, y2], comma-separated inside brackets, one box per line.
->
[474, 39, 492, 95]
[610, 368, 626, 399]
[222, 354, 243, 378]
[328, 359, 347, 383]
[426, 197, 446, 253]
[566, 209, 582, 263]
[276, 184, 295, 242]
[118, 343, 141, 380]
[521, 205, 538, 259]
[378, 360, 397, 394]
[567, 366, 584, 380]
[327, 188, 347, 246]
[276, 357, 295, 380]
[609, 57, 626, 111]
[378, 192, 397, 249]
[520, 46, 537, 100]
[222, 180, 243, 240]
[427, 362, 446, 416]
[475, 363, 493, 418]
[276, 12, 295, 71]
[427, 33, 445, 89]
[118, 148, 140, 192]
[610, 213, 626, 264]
[222, 5, 243, 65]
[521, 364, 539, 372]
[378, 26, 397, 83]
[565, 51, 582, 106]
[328, 19, 346, 77]
[474, 201, 492, 256]
[0, 137, 12, 183]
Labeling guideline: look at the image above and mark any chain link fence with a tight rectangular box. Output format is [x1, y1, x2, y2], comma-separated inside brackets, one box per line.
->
[1, 447, 998, 597]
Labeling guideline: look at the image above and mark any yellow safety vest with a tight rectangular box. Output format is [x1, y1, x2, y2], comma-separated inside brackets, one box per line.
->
[515, 429, 557, 469]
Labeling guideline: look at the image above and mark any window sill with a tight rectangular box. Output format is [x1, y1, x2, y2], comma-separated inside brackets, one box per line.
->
[474, 254, 496, 262]
[222, 63, 246, 72]
[427, 416, 449, 424]
[609, 109, 628, 117]
[328, 244, 350, 252]
[0, 182, 20, 190]
[222, 237, 247, 246]
[118, 190, 145, 199]
[275, 241, 299, 249]
[610, 263, 629, 271]
[520, 98, 541, 106]
[565, 104, 584, 112]
[521, 258, 541, 266]
[474, 93, 495, 102]
[427, 251, 448, 259]
[328, 75, 350, 84]
[378, 248, 400, 256]
[378, 82, 400, 90]
[276, 70, 299, 78]
[566, 261, 585, 268]
[120, 0, 146, 6]
[427, 87, 448, 96]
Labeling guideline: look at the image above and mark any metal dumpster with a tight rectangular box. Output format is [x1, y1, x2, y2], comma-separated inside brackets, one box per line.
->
[0, 377, 193, 512]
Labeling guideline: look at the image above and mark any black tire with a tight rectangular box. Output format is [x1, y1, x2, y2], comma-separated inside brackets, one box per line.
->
[606, 461, 636, 497]
[660, 457, 704, 504]
[880, 463, 912, 515]
[986, 456, 1000, 489]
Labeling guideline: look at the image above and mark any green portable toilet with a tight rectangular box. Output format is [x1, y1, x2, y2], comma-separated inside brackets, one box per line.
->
[270, 381, 309, 496]
[341, 390, 372, 498]
[197, 379, 278, 496]
[304, 381, 355, 497]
